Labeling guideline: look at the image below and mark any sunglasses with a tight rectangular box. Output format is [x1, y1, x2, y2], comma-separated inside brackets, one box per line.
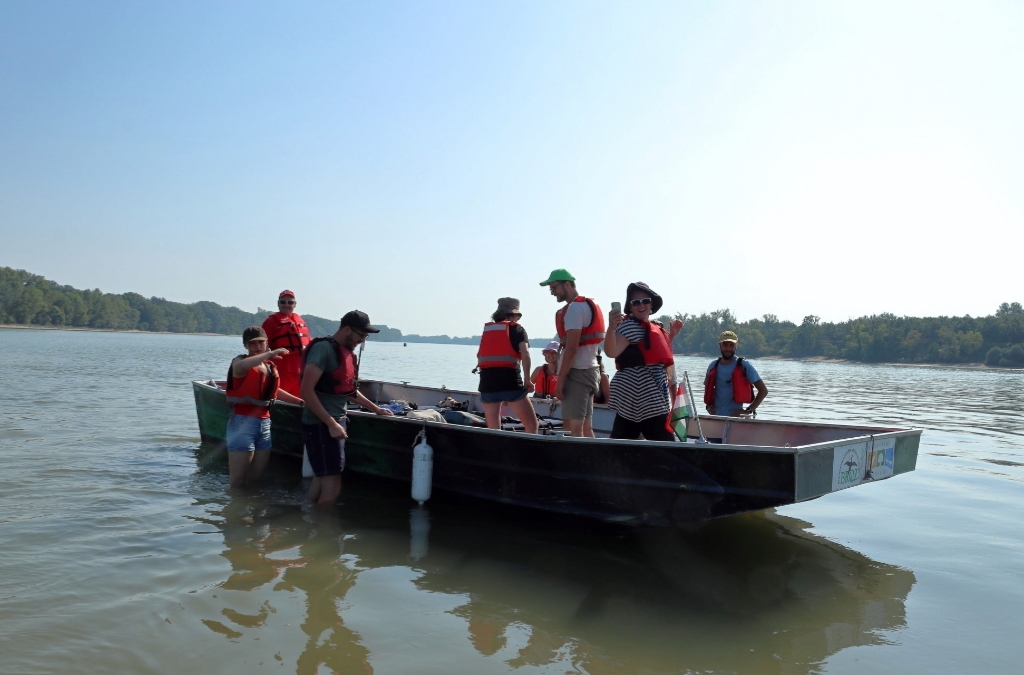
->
[278, 299, 295, 305]
[629, 298, 653, 307]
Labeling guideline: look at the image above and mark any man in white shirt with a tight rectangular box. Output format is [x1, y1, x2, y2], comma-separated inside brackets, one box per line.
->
[540, 269, 606, 437]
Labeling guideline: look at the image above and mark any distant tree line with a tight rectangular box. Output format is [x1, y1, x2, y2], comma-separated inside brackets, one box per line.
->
[3, 266, 1022, 367]
[655, 303, 1024, 368]
[0, 266, 486, 345]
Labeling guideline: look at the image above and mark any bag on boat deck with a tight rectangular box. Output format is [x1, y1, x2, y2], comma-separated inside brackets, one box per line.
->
[406, 409, 447, 423]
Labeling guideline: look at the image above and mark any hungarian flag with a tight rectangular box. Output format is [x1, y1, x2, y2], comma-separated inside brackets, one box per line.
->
[670, 380, 692, 441]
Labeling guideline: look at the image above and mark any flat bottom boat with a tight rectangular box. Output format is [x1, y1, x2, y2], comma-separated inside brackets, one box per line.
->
[192, 378, 920, 526]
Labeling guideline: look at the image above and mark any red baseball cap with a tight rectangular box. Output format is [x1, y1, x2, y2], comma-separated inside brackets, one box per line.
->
[278, 289, 295, 299]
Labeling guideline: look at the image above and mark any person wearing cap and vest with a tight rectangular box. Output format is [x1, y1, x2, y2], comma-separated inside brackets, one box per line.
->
[300, 310, 395, 507]
[530, 340, 561, 399]
[540, 269, 606, 437]
[604, 282, 684, 441]
[704, 330, 768, 417]
[475, 298, 539, 433]
[225, 326, 304, 487]
[261, 290, 311, 396]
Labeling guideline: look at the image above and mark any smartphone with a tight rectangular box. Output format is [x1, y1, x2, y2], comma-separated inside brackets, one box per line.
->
[611, 302, 621, 312]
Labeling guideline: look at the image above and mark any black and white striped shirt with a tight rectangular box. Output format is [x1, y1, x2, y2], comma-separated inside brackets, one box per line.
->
[608, 318, 672, 423]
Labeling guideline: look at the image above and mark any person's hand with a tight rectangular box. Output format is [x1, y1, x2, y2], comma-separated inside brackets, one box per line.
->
[608, 308, 624, 330]
[270, 348, 289, 359]
[554, 380, 565, 400]
[373, 405, 395, 416]
[328, 419, 348, 439]
[525, 380, 535, 394]
[669, 319, 684, 338]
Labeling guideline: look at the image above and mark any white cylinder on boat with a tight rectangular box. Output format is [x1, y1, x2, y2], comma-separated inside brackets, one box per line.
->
[411, 431, 433, 505]
[301, 445, 314, 478]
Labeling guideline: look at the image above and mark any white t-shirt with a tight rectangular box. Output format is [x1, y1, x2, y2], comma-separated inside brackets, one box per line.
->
[560, 300, 600, 370]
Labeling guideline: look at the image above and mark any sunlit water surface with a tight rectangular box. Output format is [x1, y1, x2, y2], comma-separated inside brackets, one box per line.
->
[1, 329, 1022, 674]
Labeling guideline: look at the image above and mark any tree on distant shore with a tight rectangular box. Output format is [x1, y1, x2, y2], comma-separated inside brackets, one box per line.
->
[3, 266, 1023, 366]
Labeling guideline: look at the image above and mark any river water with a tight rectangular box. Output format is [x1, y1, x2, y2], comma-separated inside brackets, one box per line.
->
[1, 328, 1021, 674]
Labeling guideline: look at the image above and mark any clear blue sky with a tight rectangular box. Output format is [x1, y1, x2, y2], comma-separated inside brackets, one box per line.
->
[2, 1, 1021, 336]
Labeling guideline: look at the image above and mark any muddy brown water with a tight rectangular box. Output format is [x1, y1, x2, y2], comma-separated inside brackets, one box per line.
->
[1, 329, 1021, 674]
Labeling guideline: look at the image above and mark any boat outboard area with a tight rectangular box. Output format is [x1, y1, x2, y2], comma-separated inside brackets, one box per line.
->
[193, 378, 921, 526]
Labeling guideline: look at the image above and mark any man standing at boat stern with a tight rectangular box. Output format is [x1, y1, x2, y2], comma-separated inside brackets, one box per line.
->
[300, 310, 393, 507]
[704, 330, 768, 417]
[540, 269, 605, 437]
[262, 290, 311, 396]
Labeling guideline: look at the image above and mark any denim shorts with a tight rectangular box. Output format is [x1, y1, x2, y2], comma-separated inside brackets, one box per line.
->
[480, 388, 528, 404]
[226, 413, 272, 452]
[302, 416, 347, 477]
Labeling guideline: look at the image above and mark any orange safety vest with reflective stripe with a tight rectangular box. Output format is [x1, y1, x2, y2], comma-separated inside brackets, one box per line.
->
[555, 297, 606, 347]
[704, 357, 754, 405]
[476, 321, 522, 369]
[226, 357, 279, 417]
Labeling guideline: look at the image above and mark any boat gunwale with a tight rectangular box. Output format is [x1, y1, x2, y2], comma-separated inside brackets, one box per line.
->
[191, 379, 922, 455]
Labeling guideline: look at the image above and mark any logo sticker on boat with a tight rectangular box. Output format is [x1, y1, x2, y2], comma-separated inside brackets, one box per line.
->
[832, 442, 868, 491]
[864, 438, 896, 481]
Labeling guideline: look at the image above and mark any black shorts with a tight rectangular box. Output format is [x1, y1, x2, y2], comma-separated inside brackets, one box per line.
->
[302, 417, 347, 477]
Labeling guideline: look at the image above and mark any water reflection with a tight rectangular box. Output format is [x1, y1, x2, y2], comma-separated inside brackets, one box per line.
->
[189, 469, 915, 675]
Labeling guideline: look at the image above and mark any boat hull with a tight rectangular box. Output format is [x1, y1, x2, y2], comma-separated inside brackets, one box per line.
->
[192, 379, 920, 525]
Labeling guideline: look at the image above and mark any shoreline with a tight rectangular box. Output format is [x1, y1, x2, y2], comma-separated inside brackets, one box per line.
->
[0, 324, 225, 337]
[3, 324, 1019, 371]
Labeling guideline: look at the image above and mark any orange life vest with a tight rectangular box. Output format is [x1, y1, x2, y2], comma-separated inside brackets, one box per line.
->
[304, 337, 358, 396]
[534, 365, 558, 396]
[262, 312, 311, 350]
[613, 320, 675, 370]
[476, 321, 522, 369]
[555, 297, 606, 347]
[704, 357, 754, 406]
[226, 357, 279, 417]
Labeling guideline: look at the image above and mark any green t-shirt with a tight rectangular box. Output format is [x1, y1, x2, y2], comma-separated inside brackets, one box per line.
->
[301, 340, 351, 424]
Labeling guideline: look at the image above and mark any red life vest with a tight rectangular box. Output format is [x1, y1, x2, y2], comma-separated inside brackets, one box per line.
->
[703, 357, 754, 406]
[304, 337, 358, 396]
[534, 365, 558, 396]
[262, 312, 311, 351]
[476, 321, 522, 369]
[613, 320, 674, 370]
[226, 357, 279, 417]
[555, 297, 606, 347]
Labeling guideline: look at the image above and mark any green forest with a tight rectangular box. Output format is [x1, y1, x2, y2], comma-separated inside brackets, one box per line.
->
[2, 266, 1023, 368]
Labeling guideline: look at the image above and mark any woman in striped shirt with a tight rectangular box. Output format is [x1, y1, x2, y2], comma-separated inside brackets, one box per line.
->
[603, 282, 684, 441]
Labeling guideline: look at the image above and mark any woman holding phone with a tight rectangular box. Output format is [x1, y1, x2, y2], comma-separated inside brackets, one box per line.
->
[603, 282, 684, 441]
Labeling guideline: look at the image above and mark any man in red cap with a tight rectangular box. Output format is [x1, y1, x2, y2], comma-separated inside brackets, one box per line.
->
[261, 290, 311, 396]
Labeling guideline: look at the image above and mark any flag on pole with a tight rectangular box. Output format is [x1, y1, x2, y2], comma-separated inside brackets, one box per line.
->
[670, 379, 692, 441]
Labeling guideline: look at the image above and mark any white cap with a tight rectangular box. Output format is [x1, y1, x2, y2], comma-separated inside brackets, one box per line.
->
[542, 340, 560, 353]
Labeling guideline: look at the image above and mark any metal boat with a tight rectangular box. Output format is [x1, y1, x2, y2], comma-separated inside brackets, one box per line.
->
[192, 378, 920, 526]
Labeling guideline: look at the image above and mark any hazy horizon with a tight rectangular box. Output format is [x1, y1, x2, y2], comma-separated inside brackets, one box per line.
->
[3, 1, 1022, 337]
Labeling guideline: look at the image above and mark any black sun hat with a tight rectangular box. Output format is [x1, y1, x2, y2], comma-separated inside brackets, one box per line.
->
[625, 281, 663, 314]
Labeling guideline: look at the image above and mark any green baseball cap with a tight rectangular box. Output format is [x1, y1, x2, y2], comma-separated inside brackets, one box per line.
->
[539, 268, 576, 286]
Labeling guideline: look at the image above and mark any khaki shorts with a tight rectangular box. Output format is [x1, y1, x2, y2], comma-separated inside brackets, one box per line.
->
[561, 367, 600, 420]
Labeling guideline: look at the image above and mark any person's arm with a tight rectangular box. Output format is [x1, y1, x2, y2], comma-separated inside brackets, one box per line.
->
[351, 389, 394, 416]
[599, 371, 611, 403]
[232, 348, 288, 378]
[277, 390, 303, 405]
[603, 309, 628, 358]
[300, 361, 348, 439]
[669, 319, 684, 340]
[519, 342, 533, 393]
[746, 379, 768, 414]
[553, 328, 581, 399]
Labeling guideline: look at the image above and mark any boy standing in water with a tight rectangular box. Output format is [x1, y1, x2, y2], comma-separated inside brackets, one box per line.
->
[225, 326, 304, 488]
